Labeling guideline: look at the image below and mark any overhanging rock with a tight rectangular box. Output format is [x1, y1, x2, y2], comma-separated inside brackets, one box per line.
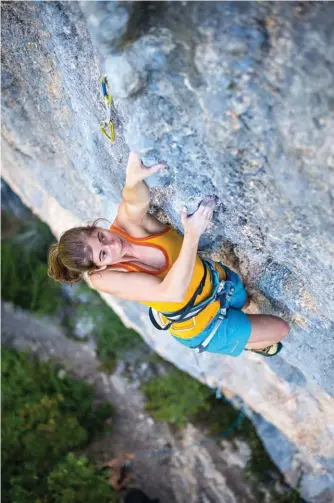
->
[1, 2, 334, 501]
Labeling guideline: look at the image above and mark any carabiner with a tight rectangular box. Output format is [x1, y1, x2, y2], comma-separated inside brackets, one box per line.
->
[100, 76, 113, 106]
[100, 120, 115, 142]
[99, 76, 115, 143]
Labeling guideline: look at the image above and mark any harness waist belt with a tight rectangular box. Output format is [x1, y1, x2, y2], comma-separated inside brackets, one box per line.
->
[148, 259, 234, 334]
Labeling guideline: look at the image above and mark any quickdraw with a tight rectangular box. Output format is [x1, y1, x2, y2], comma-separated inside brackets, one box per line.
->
[99, 76, 115, 143]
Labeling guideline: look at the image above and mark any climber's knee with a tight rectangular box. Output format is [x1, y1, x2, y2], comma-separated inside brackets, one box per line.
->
[247, 315, 289, 345]
[270, 317, 289, 342]
[278, 319, 289, 340]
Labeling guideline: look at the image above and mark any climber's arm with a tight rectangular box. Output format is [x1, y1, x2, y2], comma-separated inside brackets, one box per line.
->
[116, 152, 166, 225]
[90, 269, 183, 303]
[120, 179, 151, 223]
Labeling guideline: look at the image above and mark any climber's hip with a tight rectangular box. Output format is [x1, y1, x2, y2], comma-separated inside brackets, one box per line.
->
[172, 264, 251, 357]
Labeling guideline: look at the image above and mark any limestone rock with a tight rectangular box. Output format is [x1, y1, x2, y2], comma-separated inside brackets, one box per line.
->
[2, 2, 334, 501]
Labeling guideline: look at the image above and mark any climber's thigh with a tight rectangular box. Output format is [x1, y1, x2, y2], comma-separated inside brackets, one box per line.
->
[246, 314, 289, 344]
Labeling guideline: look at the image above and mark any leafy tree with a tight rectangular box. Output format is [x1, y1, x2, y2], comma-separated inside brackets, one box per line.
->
[2, 348, 116, 503]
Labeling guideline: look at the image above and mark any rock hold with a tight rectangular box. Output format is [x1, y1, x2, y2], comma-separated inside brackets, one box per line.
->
[105, 55, 146, 99]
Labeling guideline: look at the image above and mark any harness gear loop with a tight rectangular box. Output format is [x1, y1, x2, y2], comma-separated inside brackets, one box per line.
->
[149, 259, 235, 353]
[99, 76, 115, 143]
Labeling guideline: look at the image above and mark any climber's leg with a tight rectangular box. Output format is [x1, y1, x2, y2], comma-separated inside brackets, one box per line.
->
[245, 314, 289, 350]
[172, 310, 287, 357]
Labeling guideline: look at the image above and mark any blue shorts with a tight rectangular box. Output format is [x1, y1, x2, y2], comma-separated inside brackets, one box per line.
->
[172, 264, 252, 357]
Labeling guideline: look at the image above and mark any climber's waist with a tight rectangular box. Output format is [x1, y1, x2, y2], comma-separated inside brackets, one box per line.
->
[149, 260, 233, 339]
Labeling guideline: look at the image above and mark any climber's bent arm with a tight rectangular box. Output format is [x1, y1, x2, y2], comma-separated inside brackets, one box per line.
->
[90, 231, 200, 304]
[116, 152, 165, 225]
[90, 270, 183, 303]
[118, 179, 150, 224]
[161, 231, 200, 303]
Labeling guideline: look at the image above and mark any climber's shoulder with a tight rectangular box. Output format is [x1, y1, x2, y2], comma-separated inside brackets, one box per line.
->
[113, 211, 167, 237]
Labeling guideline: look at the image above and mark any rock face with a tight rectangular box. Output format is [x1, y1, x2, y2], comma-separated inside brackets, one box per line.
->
[1, 2, 334, 501]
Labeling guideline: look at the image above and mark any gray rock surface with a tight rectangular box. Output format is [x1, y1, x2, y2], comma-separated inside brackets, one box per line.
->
[1, 2, 334, 501]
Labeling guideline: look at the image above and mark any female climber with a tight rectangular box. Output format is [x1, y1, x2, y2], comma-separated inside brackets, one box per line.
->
[48, 152, 289, 357]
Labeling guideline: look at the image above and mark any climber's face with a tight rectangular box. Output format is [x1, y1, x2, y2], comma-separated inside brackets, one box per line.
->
[87, 227, 128, 269]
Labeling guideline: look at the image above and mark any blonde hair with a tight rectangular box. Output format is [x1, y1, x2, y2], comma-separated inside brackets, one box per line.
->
[47, 219, 105, 284]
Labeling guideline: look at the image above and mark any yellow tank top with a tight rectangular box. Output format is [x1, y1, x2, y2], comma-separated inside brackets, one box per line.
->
[109, 224, 226, 339]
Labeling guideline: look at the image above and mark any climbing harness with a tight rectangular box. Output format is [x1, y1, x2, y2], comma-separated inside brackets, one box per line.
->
[99, 76, 115, 143]
[149, 257, 208, 330]
[149, 258, 235, 353]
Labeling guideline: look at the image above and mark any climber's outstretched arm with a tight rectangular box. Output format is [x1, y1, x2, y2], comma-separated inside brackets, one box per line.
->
[117, 152, 166, 225]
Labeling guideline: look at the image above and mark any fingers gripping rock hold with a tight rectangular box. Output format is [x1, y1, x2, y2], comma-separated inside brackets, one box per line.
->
[199, 194, 218, 209]
[181, 195, 218, 237]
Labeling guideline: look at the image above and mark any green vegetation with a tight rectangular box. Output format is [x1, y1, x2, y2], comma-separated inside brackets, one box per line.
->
[68, 284, 140, 372]
[142, 366, 212, 429]
[2, 347, 118, 503]
[46, 453, 118, 503]
[142, 367, 303, 501]
[1, 212, 63, 316]
[273, 487, 303, 503]
[1, 210, 140, 370]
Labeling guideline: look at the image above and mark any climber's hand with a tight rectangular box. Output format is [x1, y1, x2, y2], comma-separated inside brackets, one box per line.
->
[125, 152, 167, 187]
[180, 195, 217, 238]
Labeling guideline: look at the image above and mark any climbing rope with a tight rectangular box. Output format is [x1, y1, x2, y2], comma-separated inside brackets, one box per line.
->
[99, 76, 115, 143]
